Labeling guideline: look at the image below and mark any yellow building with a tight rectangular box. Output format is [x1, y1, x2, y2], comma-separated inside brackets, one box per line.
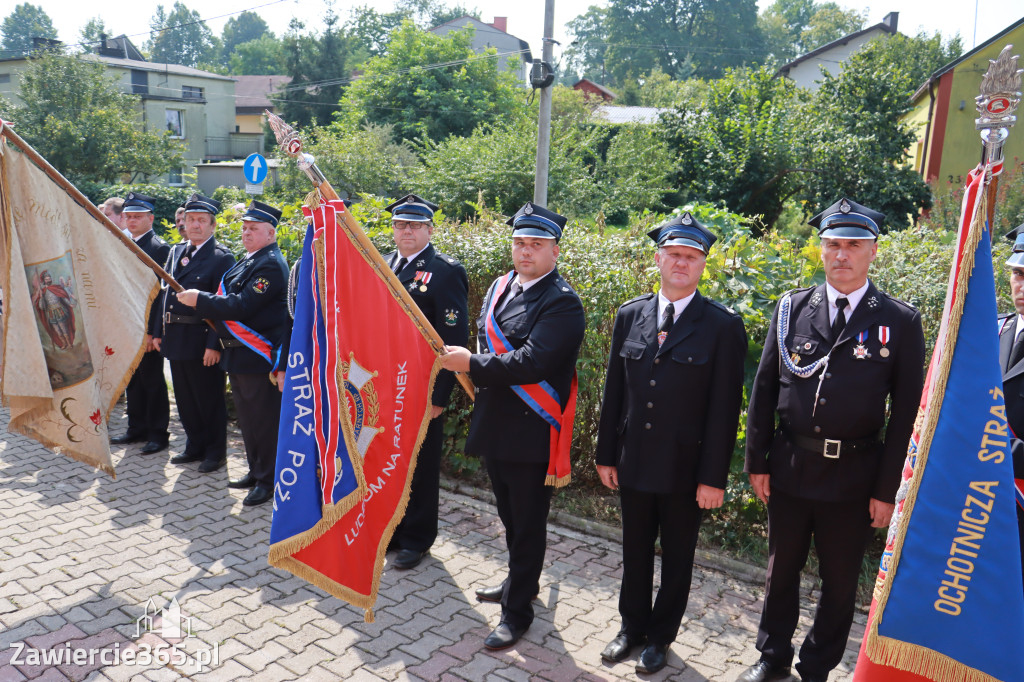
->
[905, 17, 1024, 187]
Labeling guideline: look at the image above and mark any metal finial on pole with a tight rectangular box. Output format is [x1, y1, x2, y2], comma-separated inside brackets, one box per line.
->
[974, 44, 1021, 224]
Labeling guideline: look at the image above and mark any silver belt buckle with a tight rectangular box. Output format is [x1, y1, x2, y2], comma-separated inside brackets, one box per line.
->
[164, 312, 171, 324]
[824, 439, 841, 459]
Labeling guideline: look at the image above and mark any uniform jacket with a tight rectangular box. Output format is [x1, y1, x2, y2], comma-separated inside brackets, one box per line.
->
[1000, 313, 1024, 438]
[134, 230, 170, 332]
[745, 281, 925, 502]
[193, 242, 290, 375]
[466, 268, 585, 462]
[386, 244, 469, 407]
[152, 239, 236, 362]
[595, 291, 747, 495]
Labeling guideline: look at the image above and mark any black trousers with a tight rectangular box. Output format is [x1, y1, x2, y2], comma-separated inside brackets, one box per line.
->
[756, 489, 873, 678]
[618, 486, 703, 645]
[124, 350, 169, 443]
[229, 372, 282, 487]
[395, 415, 444, 552]
[485, 458, 553, 630]
[169, 359, 227, 462]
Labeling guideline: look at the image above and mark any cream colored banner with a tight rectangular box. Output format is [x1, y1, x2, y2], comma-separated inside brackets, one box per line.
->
[0, 145, 157, 476]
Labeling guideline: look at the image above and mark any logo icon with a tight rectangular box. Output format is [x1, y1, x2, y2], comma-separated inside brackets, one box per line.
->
[136, 598, 194, 639]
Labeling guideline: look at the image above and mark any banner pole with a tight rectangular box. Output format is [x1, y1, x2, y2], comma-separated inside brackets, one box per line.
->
[0, 120, 184, 293]
[265, 110, 475, 400]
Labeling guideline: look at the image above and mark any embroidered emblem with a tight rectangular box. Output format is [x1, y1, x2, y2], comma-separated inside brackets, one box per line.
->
[253, 277, 269, 294]
[415, 259, 425, 268]
[840, 199, 852, 213]
[445, 309, 458, 326]
[341, 354, 382, 462]
[810, 291, 822, 306]
[867, 295, 879, 308]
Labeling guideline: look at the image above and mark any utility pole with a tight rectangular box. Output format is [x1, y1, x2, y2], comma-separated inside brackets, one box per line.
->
[533, 0, 555, 206]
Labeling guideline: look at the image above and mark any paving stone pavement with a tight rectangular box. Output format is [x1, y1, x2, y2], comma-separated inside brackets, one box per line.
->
[0, 403, 863, 681]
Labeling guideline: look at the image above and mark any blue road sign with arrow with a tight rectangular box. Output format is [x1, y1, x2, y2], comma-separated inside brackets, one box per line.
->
[243, 153, 269, 185]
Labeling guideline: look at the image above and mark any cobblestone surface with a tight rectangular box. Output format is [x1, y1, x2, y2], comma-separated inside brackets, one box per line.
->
[0, 404, 861, 680]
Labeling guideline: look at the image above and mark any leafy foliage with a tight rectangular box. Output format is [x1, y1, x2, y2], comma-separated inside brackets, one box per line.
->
[337, 22, 527, 143]
[77, 17, 109, 53]
[1, 52, 183, 184]
[756, 0, 864, 66]
[147, 2, 220, 68]
[227, 35, 286, 75]
[0, 3, 57, 57]
[276, 12, 354, 129]
[220, 11, 270, 65]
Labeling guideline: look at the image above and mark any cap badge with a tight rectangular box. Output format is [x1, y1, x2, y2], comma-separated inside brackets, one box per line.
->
[840, 199, 852, 214]
[523, 204, 534, 215]
[681, 213, 692, 225]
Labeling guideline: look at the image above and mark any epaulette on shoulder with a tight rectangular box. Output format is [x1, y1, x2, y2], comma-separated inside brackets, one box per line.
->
[434, 252, 461, 268]
[785, 285, 815, 298]
[619, 293, 655, 310]
[880, 291, 919, 313]
[706, 298, 740, 318]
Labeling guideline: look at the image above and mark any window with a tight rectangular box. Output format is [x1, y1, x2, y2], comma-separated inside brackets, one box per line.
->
[131, 69, 148, 95]
[168, 168, 185, 186]
[166, 109, 184, 138]
[182, 85, 203, 99]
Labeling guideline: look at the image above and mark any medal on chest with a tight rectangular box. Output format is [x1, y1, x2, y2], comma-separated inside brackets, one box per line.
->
[410, 270, 432, 293]
[878, 326, 890, 357]
[853, 330, 871, 359]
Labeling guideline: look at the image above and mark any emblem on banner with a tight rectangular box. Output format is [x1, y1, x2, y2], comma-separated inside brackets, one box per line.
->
[341, 354, 382, 465]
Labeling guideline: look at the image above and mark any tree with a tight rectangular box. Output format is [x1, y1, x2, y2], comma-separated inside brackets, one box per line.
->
[562, 6, 610, 84]
[338, 21, 527, 143]
[799, 5, 865, 51]
[78, 17, 109, 53]
[796, 37, 933, 228]
[617, 68, 709, 107]
[344, 5, 407, 61]
[1, 3, 57, 57]
[565, 0, 763, 86]
[659, 66, 803, 231]
[757, 0, 864, 65]
[228, 35, 285, 75]
[221, 11, 270, 64]
[0, 52, 183, 183]
[148, 2, 220, 68]
[277, 12, 354, 129]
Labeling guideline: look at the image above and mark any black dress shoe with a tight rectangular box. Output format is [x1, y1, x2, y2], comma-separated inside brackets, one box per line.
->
[799, 676, 826, 682]
[140, 440, 168, 454]
[197, 458, 226, 473]
[737, 659, 793, 682]
[636, 643, 669, 674]
[483, 622, 527, 650]
[475, 583, 505, 603]
[601, 632, 645, 663]
[391, 549, 426, 570]
[228, 473, 256, 489]
[170, 451, 203, 464]
[110, 432, 145, 445]
[243, 485, 273, 506]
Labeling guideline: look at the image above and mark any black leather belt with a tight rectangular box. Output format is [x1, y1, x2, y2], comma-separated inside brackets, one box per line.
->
[220, 337, 244, 349]
[785, 430, 880, 459]
[165, 312, 201, 324]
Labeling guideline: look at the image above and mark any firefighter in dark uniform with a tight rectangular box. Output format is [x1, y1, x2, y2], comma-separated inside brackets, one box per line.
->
[737, 198, 925, 682]
[152, 194, 236, 474]
[175, 201, 290, 506]
[439, 202, 585, 651]
[111, 192, 172, 454]
[997, 227, 1024, 590]
[382, 195, 469, 569]
[595, 214, 747, 674]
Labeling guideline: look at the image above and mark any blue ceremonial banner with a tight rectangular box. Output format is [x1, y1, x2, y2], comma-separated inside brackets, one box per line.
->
[861, 165, 1024, 681]
[268, 220, 364, 559]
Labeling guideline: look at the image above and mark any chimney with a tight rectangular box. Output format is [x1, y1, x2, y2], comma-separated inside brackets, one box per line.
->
[882, 12, 899, 32]
[490, 17, 508, 32]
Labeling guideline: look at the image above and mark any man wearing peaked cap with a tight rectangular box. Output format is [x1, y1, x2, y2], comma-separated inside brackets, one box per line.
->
[381, 194, 468, 565]
[110, 192, 171, 454]
[595, 212, 747, 674]
[176, 200, 291, 506]
[996, 226, 1024, 589]
[738, 198, 924, 682]
[152, 193, 236, 475]
[440, 201, 585, 650]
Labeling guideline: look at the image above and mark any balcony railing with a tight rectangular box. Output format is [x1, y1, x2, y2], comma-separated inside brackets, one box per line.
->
[205, 134, 262, 160]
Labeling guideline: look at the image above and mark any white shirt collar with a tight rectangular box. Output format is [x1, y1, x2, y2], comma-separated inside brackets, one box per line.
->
[657, 290, 696, 322]
[395, 244, 429, 267]
[131, 229, 152, 243]
[1015, 314, 1024, 339]
[189, 236, 213, 254]
[825, 280, 869, 322]
[514, 268, 555, 292]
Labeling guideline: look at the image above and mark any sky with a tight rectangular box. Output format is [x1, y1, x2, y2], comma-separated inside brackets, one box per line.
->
[18, 0, 1018, 65]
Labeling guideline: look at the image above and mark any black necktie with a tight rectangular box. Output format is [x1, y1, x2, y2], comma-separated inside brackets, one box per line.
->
[831, 297, 849, 342]
[658, 302, 675, 346]
[393, 256, 408, 274]
[1010, 330, 1024, 370]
